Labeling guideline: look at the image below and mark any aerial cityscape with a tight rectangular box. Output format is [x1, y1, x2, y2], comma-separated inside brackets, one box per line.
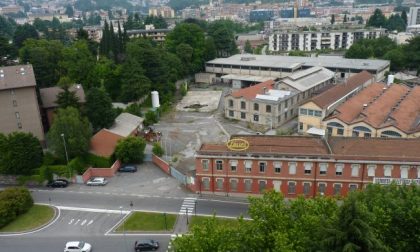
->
[0, 0, 419, 251]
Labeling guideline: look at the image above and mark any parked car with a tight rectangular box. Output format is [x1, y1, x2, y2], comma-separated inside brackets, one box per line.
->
[86, 177, 108, 186]
[46, 179, 69, 188]
[118, 164, 138, 173]
[64, 241, 92, 252]
[134, 240, 159, 251]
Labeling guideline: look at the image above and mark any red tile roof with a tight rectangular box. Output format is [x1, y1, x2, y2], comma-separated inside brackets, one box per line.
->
[230, 80, 275, 100]
[90, 129, 124, 157]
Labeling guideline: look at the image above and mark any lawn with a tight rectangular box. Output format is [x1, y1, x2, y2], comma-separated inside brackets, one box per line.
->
[189, 216, 240, 229]
[0, 205, 55, 233]
[116, 211, 177, 232]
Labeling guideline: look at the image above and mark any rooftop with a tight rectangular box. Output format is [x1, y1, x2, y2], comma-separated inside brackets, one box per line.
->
[0, 65, 36, 91]
[39, 85, 86, 108]
[279, 67, 335, 92]
[108, 113, 144, 137]
[221, 74, 275, 83]
[230, 80, 275, 100]
[207, 54, 390, 71]
[90, 129, 124, 157]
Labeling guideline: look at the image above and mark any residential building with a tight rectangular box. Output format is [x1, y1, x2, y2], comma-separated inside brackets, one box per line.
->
[195, 135, 420, 197]
[323, 83, 420, 138]
[39, 84, 86, 129]
[205, 54, 390, 82]
[298, 71, 375, 135]
[269, 28, 386, 52]
[126, 24, 170, 43]
[408, 7, 420, 26]
[82, 26, 103, 42]
[224, 67, 335, 128]
[148, 6, 175, 18]
[0, 65, 44, 142]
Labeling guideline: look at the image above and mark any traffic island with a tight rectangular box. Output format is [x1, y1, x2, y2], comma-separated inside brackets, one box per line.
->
[0, 204, 55, 233]
[115, 211, 177, 232]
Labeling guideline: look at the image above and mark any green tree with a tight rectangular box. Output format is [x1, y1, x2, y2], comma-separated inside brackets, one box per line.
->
[114, 136, 146, 163]
[47, 107, 92, 159]
[343, 14, 348, 23]
[244, 40, 253, 53]
[383, 47, 406, 71]
[13, 24, 38, 48]
[404, 36, 420, 73]
[367, 9, 387, 28]
[56, 79, 81, 110]
[401, 10, 407, 26]
[0, 15, 17, 38]
[331, 14, 335, 24]
[120, 59, 151, 102]
[85, 87, 116, 131]
[0, 36, 17, 63]
[0, 132, 43, 175]
[386, 14, 406, 32]
[152, 143, 164, 157]
[65, 5, 74, 17]
[207, 21, 238, 57]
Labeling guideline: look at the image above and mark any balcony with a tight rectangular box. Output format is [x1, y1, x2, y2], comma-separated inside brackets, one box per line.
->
[373, 177, 420, 185]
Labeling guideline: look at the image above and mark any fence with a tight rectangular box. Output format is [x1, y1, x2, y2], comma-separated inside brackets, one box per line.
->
[79, 160, 121, 183]
[151, 154, 190, 187]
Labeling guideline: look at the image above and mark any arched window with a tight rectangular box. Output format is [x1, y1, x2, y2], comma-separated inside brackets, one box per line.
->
[352, 126, 372, 137]
[327, 122, 344, 128]
[327, 122, 344, 136]
[381, 130, 402, 138]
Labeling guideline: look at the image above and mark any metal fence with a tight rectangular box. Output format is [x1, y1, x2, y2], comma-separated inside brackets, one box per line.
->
[170, 166, 187, 185]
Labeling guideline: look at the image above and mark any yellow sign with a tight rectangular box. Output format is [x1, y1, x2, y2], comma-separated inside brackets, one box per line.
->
[226, 138, 250, 151]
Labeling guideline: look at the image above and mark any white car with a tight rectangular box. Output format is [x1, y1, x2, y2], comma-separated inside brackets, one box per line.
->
[86, 177, 108, 186]
[64, 241, 92, 252]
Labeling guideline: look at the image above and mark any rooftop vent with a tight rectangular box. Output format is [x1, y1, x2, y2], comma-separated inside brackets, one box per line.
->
[363, 103, 368, 108]
[363, 62, 369, 66]
[240, 55, 256, 61]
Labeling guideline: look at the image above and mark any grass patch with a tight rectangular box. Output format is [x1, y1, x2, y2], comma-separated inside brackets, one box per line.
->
[116, 211, 177, 232]
[0, 205, 55, 233]
[190, 216, 240, 229]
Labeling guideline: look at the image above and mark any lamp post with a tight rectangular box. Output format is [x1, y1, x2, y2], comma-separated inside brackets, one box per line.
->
[186, 207, 189, 225]
[163, 212, 168, 230]
[60, 133, 70, 178]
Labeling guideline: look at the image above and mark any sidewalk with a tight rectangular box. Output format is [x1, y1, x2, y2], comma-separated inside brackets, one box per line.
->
[173, 214, 189, 234]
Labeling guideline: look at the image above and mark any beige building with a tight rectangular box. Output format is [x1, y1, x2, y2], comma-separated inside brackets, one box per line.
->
[126, 24, 170, 43]
[298, 71, 375, 135]
[224, 67, 335, 128]
[0, 65, 44, 142]
[149, 6, 175, 18]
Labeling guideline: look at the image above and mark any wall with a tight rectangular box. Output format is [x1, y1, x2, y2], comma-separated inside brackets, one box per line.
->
[152, 154, 170, 174]
[80, 160, 121, 183]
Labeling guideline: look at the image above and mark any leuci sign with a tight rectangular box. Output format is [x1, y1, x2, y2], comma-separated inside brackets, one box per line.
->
[226, 138, 249, 151]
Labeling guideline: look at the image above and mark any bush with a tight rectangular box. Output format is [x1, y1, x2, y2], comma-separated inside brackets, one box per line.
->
[49, 165, 71, 178]
[17, 175, 43, 186]
[144, 110, 158, 126]
[114, 137, 146, 163]
[39, 165, 53, 182]
[152, 143, 164, 157]
[180, 82, 188, 96]
[124, 103, 143, 117]
[82, 153, 111, 168]
[0, 187, 33, 228]
[68, 157, 87, 175]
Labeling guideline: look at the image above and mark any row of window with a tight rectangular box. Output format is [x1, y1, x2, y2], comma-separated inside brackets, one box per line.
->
[326, 123, 403, 138]
[201, 177, 358, 195]
[210, 64, 293, 72]
[299, 108, 322, 117]
[201, 160, 419, 178]
[228, 100, 273, 113]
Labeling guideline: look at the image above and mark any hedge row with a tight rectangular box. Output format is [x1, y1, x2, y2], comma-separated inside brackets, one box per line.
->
[0, 187, 34, 228]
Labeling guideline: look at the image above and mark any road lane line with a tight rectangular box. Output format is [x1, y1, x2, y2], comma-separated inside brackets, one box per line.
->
[74, 219, 80, 225]
[81, 219, 87, 226]
[87, 220, 94, 226]
[68, 219, 74, 225]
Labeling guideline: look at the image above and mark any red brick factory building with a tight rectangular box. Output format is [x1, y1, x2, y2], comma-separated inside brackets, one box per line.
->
[195, 135, 420, 197]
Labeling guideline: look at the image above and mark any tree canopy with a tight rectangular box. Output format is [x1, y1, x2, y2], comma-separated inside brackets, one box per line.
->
[85, 87, 116, 131]
[114, 137, 146, 163]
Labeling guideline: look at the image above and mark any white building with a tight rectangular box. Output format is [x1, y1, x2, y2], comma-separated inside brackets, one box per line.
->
[408, 7, 420, 26]
[269, 28, 386, 52]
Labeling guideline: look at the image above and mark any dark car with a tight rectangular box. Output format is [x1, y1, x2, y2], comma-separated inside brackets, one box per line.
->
[118, 164, 137, 173]
[46, 179, 69, 188]
[134, 240, 159, 251]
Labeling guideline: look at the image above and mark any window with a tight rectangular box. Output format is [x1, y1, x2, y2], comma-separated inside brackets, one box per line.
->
[314, 110, 322, 117]
[337, 128, 344, 135]
[289, 162, 297, 175]
[230, 179, 238, 191]
[318, 183, 326, 195]
[228, 99, 233, 107]
[216, 178, 224, 190]
[285, 100, 288, 108]
[201, 160, 209, 171]
[300, 108, 308, 115]
[333, 184, 342, 195]
[400, 165, 409, 179]
[244, 179, 252, 192]
[266, 105, 271, 113]
[12, 100, 17, 107]
[304, 162, 312, 174]
[367, 165, 376, 177]
[352, 126, 371, 137]
[241, 101, 246, 109]
[15, 112, 20, 119]
[216, 160, 223, 171]
[253, 114, 259, 122]
[381, 130, 402, 138]
[299, 122, 303, 131]
[17, 122, 22, 129]
[254, 103, 259, 111]
[259, 180, 266, 193]
[241, 112, 246, 119]
[384, 165, 393, 177]
[327, 122, 344, 136]
[303, 182, 311, 196]
[229, 110, 234, 117]
[288, 181, 296, 194]
[319, 163, 328, 175]
[10, 89, 15, 95]
[335, 164, 343, 176]
[351, 164, 360, 177]
[308, 109, 314, 116]
[274, 162, 281, 173]
[327, 127, 333, 136]
[244, 160, 252, 173]
[230, 160, 237, 172]
[202, 178, 210, 190]
[259, 162, 266, 173]
[349, 184, 358, 191]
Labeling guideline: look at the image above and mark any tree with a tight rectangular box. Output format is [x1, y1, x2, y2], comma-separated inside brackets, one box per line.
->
[386, 14, 406, 32]
[401, 10, 407, 26]
[207, 21, 238, 57]
[331, 14, 335, 24]
[0, 132, 43, 175]
[0, 36, 17, 63]
[13, 24, 39, 48]
[120, 59, 151, 102]
[152, 143, 164, 157]
[85, 87, 116, 131]
[367, 9, 387, 28]
[65, 5, 74, 17]
[114, 137, 146, 163]
[343, 14, 348, 23]
[47, 107, 92, 159]
[56, 78, 81, 110]
[244, 40, 253, 53]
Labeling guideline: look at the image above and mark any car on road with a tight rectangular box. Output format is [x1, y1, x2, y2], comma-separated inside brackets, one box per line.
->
[118, 164, 138, 173]
[134, 239, 159, 251]
[64, 241, 92, 252]
[86, 177, 108, 186]
[46, 179, 69, 188]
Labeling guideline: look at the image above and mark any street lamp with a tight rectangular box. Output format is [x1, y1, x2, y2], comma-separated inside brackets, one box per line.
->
[60, 133, 70, 177]
[186, 207, 189, 225]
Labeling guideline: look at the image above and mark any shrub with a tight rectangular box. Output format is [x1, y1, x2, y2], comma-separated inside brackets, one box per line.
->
[124, 103, 143, 117]
[114, 137, 146, 163]
[144, 110, 158, 126]
[49, 165, 71, 178]
[68, 157, 87, 175]
[152, 143, 164, 157]
[39, 165, 53, 182]
[17, 175, 44, 185]
[0, 187, 33, 228]
[82, 153, 111, 168]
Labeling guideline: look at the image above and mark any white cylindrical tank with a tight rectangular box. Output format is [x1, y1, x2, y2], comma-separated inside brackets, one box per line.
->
[151, 91, 160, 108]
[387, 75, 395, 85]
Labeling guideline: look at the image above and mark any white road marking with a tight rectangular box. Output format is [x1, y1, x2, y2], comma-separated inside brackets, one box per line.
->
[81, 219, 87, 226]
[179, 197, 197, 215]
[74, 219, 80, 225]
[87, 220, 94, 226]
[68, 219, 74, 225]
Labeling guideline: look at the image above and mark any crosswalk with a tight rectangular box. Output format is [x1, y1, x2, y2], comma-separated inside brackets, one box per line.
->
[179, 197, 196, 215]
[68, 218, 94, 226]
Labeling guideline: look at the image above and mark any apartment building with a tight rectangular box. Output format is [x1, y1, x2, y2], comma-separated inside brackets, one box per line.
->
[195, 135, 420, 197]
[269, 28, 386, 52]
[126, 24, 170, 43]
[408, 7, 420, 26]
[0, 65, 44, 142]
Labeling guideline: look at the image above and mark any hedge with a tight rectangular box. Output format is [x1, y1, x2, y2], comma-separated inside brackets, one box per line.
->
[0, 188, 33, 228]
[82, 153, 111, 168]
